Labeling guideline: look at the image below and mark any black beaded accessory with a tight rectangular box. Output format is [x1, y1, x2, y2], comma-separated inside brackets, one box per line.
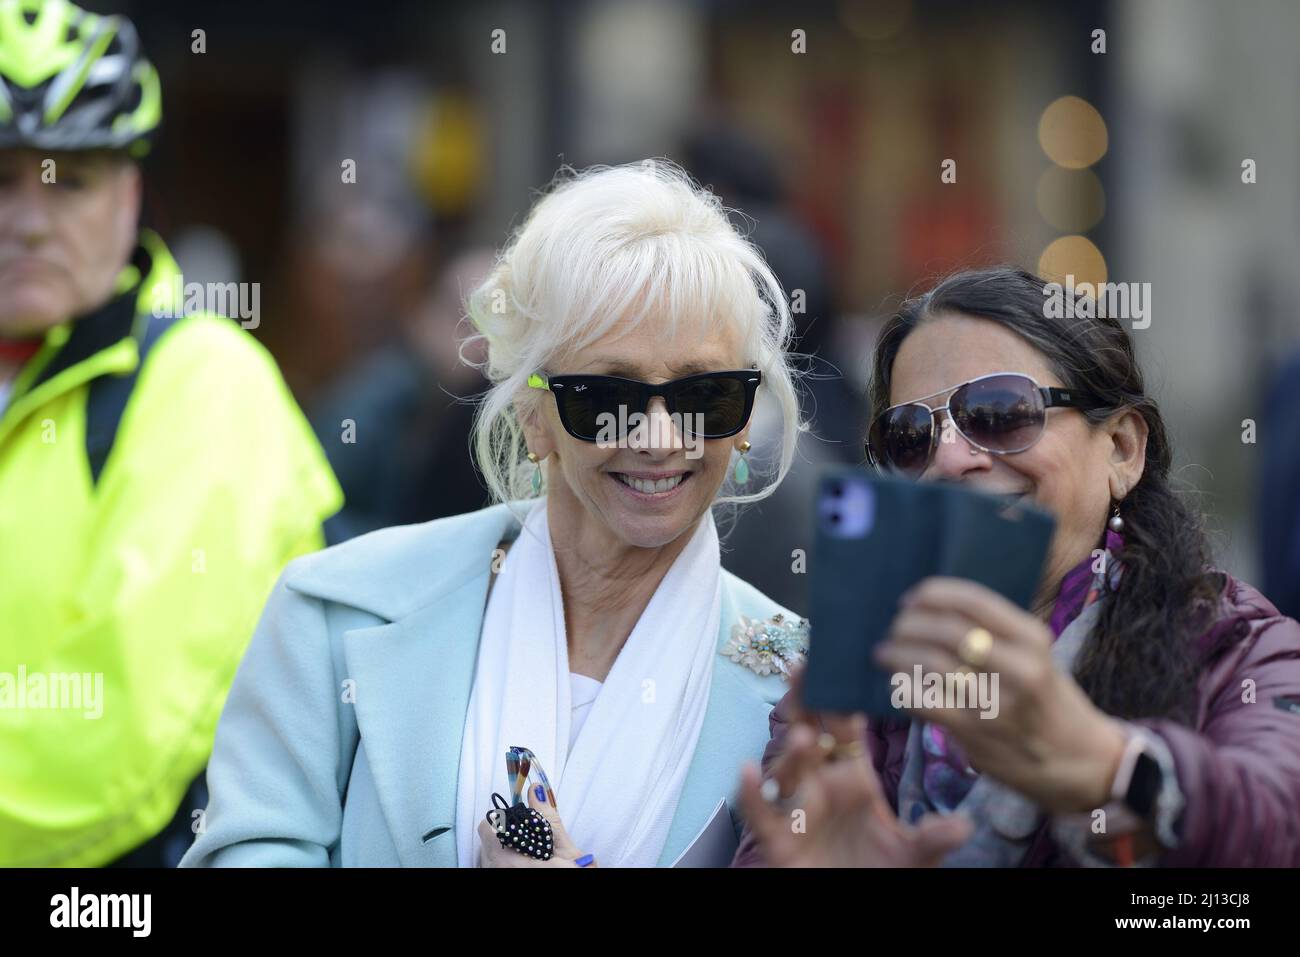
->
[483, 746, 558, 861]
[486, 793, 554, 860]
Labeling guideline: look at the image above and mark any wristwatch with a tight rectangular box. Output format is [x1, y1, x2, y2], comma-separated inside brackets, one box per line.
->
[1108, 727, 1184, 850]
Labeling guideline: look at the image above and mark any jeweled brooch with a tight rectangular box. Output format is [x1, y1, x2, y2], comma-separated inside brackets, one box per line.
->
[722, 612, 809, 679]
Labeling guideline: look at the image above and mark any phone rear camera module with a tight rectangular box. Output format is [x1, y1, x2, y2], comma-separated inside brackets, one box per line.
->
[819, 474, 875, 538]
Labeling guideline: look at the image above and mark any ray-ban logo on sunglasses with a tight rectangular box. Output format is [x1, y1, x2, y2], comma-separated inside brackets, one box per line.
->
[594, 407, 708, 459]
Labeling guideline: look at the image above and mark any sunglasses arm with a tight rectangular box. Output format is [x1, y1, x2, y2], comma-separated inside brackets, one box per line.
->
[1041, 386, 1105, 411]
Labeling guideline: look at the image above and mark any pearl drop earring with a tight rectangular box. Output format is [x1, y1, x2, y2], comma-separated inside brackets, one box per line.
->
[1108, 502, 1125, 533]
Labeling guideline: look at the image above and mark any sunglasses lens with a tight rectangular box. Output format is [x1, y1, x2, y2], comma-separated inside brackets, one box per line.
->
[870, 404, 933, 476]
[673, 374, 749, 436]
[950, 374, 1045, 452]
[557, 379, 641, 440]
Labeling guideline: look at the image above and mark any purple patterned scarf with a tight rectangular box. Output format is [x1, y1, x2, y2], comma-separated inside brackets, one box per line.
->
[919, 531, 1123, 812]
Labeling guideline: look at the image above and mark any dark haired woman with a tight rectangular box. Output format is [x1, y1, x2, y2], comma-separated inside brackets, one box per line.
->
[734, 266, 1300, 867]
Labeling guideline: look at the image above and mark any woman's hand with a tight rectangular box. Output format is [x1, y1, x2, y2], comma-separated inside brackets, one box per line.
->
[477, 785, 598, 868]
[874, 576, 1127, 814]
[739, 685, 972, 867]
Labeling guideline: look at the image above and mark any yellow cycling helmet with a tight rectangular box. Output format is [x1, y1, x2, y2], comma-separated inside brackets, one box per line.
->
[0, 0, 161, 155]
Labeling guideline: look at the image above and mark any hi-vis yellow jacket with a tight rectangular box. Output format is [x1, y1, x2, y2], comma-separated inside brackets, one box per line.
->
[0, 232, 343, 865]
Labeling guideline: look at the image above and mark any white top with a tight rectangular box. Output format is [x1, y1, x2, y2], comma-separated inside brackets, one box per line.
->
[567, 672, 603, 752]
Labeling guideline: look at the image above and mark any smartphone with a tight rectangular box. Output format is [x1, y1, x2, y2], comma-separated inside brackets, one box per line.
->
[802, 468, 1056, 717]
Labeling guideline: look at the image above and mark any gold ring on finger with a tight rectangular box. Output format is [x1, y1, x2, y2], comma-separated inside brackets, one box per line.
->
[829, 739, 867, 762]
[957, 626, 994, 669]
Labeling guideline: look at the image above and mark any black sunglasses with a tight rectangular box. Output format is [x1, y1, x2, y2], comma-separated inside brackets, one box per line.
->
[865, 372, 1106, 478]
[528, 369, 761, 442]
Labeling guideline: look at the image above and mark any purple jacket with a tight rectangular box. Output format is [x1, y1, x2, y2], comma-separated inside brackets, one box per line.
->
[733, 572, 1300, 866]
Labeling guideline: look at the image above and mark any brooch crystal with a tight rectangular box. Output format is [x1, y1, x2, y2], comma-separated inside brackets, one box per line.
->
[722, 612, 809, 679]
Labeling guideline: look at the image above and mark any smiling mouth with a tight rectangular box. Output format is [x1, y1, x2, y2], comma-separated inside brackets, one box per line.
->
[610, 472, 691, 496]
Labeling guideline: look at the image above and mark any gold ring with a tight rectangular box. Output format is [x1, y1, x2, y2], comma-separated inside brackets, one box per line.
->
[957, 626, 994, 669]
[816, 732, 837, 756]
[829, 740, 867, 762]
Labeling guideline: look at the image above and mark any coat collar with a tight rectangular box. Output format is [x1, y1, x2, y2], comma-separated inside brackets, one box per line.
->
[285, 503, 781, 867]
[287, 502, 526, 622]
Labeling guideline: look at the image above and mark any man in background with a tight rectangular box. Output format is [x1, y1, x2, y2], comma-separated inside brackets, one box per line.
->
[0, 0, 341, 865]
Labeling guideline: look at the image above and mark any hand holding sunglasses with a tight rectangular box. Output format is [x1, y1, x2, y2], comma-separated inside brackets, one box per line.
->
[866, 372, 1107, 478]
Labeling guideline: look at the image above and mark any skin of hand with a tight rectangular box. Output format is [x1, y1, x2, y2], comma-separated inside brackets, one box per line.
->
[738, 669, 973, 867]
[477, 784, 599, 868]
[874, 576, 1128, 815]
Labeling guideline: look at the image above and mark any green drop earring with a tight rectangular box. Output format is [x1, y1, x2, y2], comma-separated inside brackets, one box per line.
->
[527, 451, 543, 495]
[733, 441, 751, 486]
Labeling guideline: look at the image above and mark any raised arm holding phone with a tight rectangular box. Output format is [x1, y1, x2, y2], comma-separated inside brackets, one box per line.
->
[736, 266, 1300, 868]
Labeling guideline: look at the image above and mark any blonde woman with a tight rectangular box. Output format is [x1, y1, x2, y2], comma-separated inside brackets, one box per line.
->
[181, 161, 808, 868]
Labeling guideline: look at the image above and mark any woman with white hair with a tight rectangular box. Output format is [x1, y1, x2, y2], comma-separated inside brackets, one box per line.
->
[181, 160, 808, 868]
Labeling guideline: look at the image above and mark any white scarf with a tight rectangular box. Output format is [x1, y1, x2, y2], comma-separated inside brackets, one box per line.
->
[455, 501, 722, 867]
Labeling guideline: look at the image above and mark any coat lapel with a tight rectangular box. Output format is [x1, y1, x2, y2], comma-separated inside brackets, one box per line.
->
[313, 504, 525, 867]
[342, 577, 489, 866]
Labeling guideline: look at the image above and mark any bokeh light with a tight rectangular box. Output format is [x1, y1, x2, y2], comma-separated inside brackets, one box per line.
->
[1035, 165, 1106, 233]
[1037, 95, 1108, 169]
[1037, 234, 1108, 289]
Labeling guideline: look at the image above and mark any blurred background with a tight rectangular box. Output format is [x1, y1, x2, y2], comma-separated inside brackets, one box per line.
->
[101, 0, 1300, 615]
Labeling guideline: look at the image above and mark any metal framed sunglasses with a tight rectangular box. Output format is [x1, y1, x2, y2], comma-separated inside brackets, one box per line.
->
[527, 368, 762, 442]
[865, 371, 1107, 478]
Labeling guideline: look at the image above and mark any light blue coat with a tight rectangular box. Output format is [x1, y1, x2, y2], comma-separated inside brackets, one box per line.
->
[180, 503, 794, 867]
